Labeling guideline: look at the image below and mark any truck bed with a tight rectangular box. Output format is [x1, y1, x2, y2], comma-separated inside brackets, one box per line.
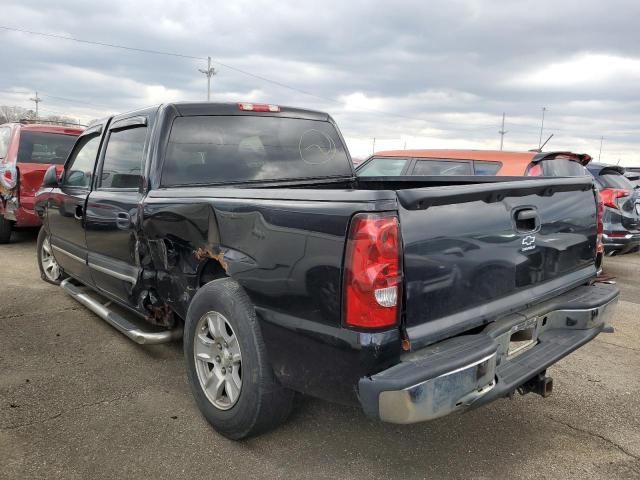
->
[147, 175, 597, 352]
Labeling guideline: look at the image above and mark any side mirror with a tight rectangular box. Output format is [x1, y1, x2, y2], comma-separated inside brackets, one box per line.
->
[42, 165, 59, 188]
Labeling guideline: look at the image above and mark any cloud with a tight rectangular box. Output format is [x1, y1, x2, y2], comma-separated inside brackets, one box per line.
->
[507, 53, 640, 89]
[0, 0, 639, 164]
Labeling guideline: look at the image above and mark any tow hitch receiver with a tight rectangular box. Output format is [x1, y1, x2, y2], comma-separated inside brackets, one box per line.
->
[519, 373, 553, 398]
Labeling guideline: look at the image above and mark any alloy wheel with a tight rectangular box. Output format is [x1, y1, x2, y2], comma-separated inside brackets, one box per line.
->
[194, 311, 243, 410]
[41, 235, 61, 281]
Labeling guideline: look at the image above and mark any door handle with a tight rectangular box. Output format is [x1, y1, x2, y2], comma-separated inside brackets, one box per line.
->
[74, 205, 83, 220]
[116, 212, 131, 229]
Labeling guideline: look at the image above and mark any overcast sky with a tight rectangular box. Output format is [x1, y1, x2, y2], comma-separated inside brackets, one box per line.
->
[1, 0, 639, 164]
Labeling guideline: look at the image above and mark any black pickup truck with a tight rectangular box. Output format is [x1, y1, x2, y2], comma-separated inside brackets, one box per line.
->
[35, 102, 619, 439]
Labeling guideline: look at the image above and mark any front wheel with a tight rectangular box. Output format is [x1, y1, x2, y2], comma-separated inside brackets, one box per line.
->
[37, 227, 64, 284]
[184, 278, 294, 440]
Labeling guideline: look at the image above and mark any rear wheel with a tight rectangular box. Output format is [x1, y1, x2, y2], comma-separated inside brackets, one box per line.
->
[184, 278, 294, 439]
[37, 227, 64, 284]
[0, 215, 11, 244]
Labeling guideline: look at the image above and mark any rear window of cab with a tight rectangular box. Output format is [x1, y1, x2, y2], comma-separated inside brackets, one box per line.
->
[161, 115, 352, 186]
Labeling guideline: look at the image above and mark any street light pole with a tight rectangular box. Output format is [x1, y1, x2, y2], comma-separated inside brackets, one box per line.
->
[538, 107, 547, 149]
[198, 56, 216, 101]
[598, 136, 604, 161]
[498, 112, 507, 151]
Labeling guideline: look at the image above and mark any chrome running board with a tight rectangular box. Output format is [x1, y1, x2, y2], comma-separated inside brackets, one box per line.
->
[61, 278, 182, 345]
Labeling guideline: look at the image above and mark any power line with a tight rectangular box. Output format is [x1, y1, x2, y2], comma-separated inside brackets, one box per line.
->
[0, 88, 111, 109]
[1, 25, 634, 147]
[0, 25, 203, 60]
[0, 24, 488, 124]
[40, 93, 112, 109]
[0, 85, 554, 137]
[0, 24, 331, 103]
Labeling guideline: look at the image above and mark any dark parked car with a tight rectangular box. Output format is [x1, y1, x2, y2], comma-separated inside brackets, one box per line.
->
[587, 163, 640, 255]
[0, 120, 83, 242]
[36, 102, 617, 439]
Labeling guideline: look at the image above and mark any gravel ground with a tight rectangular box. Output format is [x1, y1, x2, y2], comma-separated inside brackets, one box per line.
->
[1, 230, 639, 479]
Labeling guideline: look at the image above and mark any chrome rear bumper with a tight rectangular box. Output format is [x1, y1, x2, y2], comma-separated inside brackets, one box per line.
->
[358, 283, 619, 424]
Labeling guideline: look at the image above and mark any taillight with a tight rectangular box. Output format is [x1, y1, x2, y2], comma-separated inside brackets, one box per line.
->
[596, 191, 604, 255]
[238, 103, 280, 112]
[0, 165, 17, 189]
[600, 188, 630, 209]
[526, 164, 543, 176]
[343, 213, 402, 329]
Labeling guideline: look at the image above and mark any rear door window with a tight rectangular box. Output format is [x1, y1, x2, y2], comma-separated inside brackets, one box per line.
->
[0, 127, 10, 159]
[17, 131, 77, 164]
[412, 159, 473, 176]
[357, 157, 409, 176]
[99, 127, 147, 189]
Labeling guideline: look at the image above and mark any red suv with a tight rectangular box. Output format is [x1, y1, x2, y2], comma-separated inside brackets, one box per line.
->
[0, 121, 84, 242]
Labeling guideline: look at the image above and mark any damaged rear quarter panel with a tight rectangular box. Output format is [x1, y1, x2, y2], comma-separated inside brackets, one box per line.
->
[142, 192, 351, 325]
[142, 190, 397, 402]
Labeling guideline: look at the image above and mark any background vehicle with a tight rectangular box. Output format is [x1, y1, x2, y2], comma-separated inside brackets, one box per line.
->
[587, 163, 640, 255]
[624, 170, 640, 187]
[356, 149, 591, 177]
[0, 120, 83, 242]
[36, 102, 617, 440]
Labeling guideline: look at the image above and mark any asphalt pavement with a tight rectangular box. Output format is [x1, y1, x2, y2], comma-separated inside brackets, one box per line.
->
[1, 230, 639, 479]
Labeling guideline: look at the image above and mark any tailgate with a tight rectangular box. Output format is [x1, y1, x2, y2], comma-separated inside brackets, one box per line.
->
[397, 178, 598, 349]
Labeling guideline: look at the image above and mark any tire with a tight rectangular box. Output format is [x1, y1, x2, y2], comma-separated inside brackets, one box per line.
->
[37, 227, 64, 285]
[184, 278, 294, 440]
[0, 215, 11, 244]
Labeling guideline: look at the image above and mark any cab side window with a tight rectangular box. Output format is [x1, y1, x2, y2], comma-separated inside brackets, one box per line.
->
[62, 135, 101, 188]
[99, 127, 147, 189]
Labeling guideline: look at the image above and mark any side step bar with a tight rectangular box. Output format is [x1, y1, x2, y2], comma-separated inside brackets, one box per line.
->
[61, 278, 182, 345]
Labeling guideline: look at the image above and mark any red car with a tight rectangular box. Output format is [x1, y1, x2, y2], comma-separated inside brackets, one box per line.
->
[0, 120, 84, 242]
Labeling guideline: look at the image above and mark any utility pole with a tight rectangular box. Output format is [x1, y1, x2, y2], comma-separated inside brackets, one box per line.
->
[538, 107, 547, 149]
[498, 112, 508, 151]
[372, 137, 376, 154]
[198, 56, 216, 101]
[598, 136, 604, 161]
[29, 91, 42, 119]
